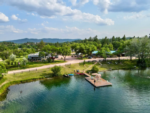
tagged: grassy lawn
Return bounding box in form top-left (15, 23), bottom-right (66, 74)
top-left (7, 60), bottom-right (65, 71)
top-left (100, 60), bottom-right (137, 70)
top-left (77, 58), bottom-right (88, 60)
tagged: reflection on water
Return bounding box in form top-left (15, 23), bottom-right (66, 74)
top-left (1, 70), bottom-right (150, 113)
top-left (40, 77), bottom-right (71, 90)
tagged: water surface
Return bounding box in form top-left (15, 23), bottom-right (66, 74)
top-left (1, 69), bottom-right (150, 113)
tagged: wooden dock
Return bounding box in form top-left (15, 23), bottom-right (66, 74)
top-left (83, 73), bottom-right (112, 87)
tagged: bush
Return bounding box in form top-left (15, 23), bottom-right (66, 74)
top-left (51, 66), bottom-right (61, 77)
top-left (47, 58), bottom-right (52, 63)
top-left (0, 63), bottom-right (7, 79)
top-left (83, 60), bottom-right (86, 65)
top-left (91, 65), bottom-right (99, 73)
top-left (137, 59), bottom-right (147, 69)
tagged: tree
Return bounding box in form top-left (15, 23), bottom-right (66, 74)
top-left (114, 50), bottom-right (122, 62)
top-left (88, 37), bottom-right (93, 41)
top-left (39, 51), bottom-right (45, 58)
top-left (122, 35), bottom-right (126, 41)
top-left (112, 36), bottom-right (115, 42)
top-left (125, 37), bottom-right (150, 68)
top-left (91, 65), bottom-right (99, 73)
top-left (0, 63), bottom-right (7, 78)
top-left (51, 66), bottom-right (61, 77)
top-left (124, 40), bottom-right (137, 60)
top-left (97, 43), bottom-right (102, 50)
top-left (86, 45), bottom-right (97, 56)
top-left (93, 35), bottom-right (98, 42)
top-left (0, 50), bottom-right (12, 60)
top-left (112, 41), bottom-right (121, 50)
top-left (97, 47), bottom-right (110, 61)
top-left (108, 43), bottom-right (113, 50)
top-left (37, 40), bottom-right (45, 50)
top-left (59, 46), bottom-right (71, 61)
top-left (21, 57), bottom-right (28, 66)
top-left (42, 45), bottom-right (58, 61)
top-left (9, 54), bottom-right (16, 62)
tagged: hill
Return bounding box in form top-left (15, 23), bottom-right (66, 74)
top-left (2, 38), bottom-right (81, 44)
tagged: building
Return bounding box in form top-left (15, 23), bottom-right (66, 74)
top-left (28, 52), bottom-right (52, 61)
top-left (92, 51), bottom-right (98, 55)
top-left (28, 52), bottom-right (41, 61)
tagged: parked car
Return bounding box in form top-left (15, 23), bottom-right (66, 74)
top-left (55, 55), bottom-right (58, 58)
top-left (88, 56), bottom-right (92, 59)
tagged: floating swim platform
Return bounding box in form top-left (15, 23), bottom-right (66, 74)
top-left (83, 73), bottom-right (112, 87)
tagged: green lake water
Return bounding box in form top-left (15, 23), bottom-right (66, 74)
top-left (1, 69), bottom-right (150, 113)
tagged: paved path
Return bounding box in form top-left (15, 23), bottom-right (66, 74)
top-left (8, 56), bottom-right (135, 74)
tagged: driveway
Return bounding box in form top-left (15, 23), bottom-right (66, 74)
top-left (8, 56), bottom-right (135, 74)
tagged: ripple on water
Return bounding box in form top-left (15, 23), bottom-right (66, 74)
top-left (1, 70), bottom-right (150, 113)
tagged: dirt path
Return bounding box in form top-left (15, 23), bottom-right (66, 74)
top-left (8, 56), bottom-right (136, 74)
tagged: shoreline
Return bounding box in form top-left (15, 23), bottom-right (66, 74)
top-left (0, 77), bottom-right (53, 98)
top-left (0, 59), bottom-right (138, 97)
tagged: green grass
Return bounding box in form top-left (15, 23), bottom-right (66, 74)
top-left (7, 60), bottom-right (65, 71)
top-left (77, 58), bottom-right (88, 60)
top-left (100, 60), bottom-right (137, 70)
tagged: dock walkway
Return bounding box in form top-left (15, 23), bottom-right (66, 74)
top-left (83, 73), bottom-right (112, 87)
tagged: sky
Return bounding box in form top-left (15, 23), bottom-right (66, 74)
top-left (0, 0), bottom-right (150, 41)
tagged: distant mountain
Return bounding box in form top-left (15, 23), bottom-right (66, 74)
top-left (2, 38), bottom-right (81, 44)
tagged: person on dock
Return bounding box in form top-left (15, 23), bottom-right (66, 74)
top-left (94, 79), bottom-right (96, 84)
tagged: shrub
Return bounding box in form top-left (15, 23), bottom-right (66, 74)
top-left (47, 58), bottom-right (52, 63)
top-left (0, 63), bottom-right (7, 79)
top-left (137, 59), bottom-right (147, 69)
top-left (21, 57), bottom-right (28, 66)
top-left (83, 60), bottom-right (86, 65)
top-left (91, 65), bottom-right (99, 73)
top-left (9, 54), bottom-right (16, 62)
top-left (51, 66), bottom-right (61, 77)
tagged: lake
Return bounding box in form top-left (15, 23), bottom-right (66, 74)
top-left (1, 69), bottom-right (150, 113)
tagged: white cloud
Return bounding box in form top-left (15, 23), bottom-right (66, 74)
top-left (28, 26), bottom-right (102, 38)
top-left (70, 0), bottom-right (77, 6)
top-left (0, 12), bottom-right (9, 22)
top-left (2, 0), bottom-right (113, 25)
top-left (124, 13), bottom-right (150, 20)
top-left (74, 12), bottom-right (114, 25)
top-left (0, 25), bottom-right (149, 41)
top-left (70, 0), bottom-right (89, 6)
top-left (0, 25), bottom-right (26, 34)
top-left (93, 0), bottom-right (150, 13)
top-left (27, 13), bottom-right (37, 16)
top-left (11, 15), bottom-right (18, 20)
top-left (11, 14), bottom-right (27, 23)
top-left (93, 0), bottom-right (111, 14)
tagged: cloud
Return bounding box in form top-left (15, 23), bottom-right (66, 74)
top-left (70, 0), bottom-right (89, 6)
top-left (93, 0), bottom-right (150, 13)
top-left (69, 12), bottom-right (114, 25)
top-left (1, 0), bottom-right (113, 25)
top-left (0, 12), bottom-right (9, 22)
top-left (0, 25), bottom-right (26, 34)
top-left (124, 13), bottom-right (150, 20)
top-left (93, 0), bottom-right (111, 14)
top-left (70, 0), bottom-right (77, 6)
top-left (11, 14), bottom-right (27, 23)
top-left (28, 26), bottom-right (102, 38)
top-left (27, 13), bottom-right (37, 16)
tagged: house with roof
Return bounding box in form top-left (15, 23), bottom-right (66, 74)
top-left (28, 52), bottom-right (52, 61)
